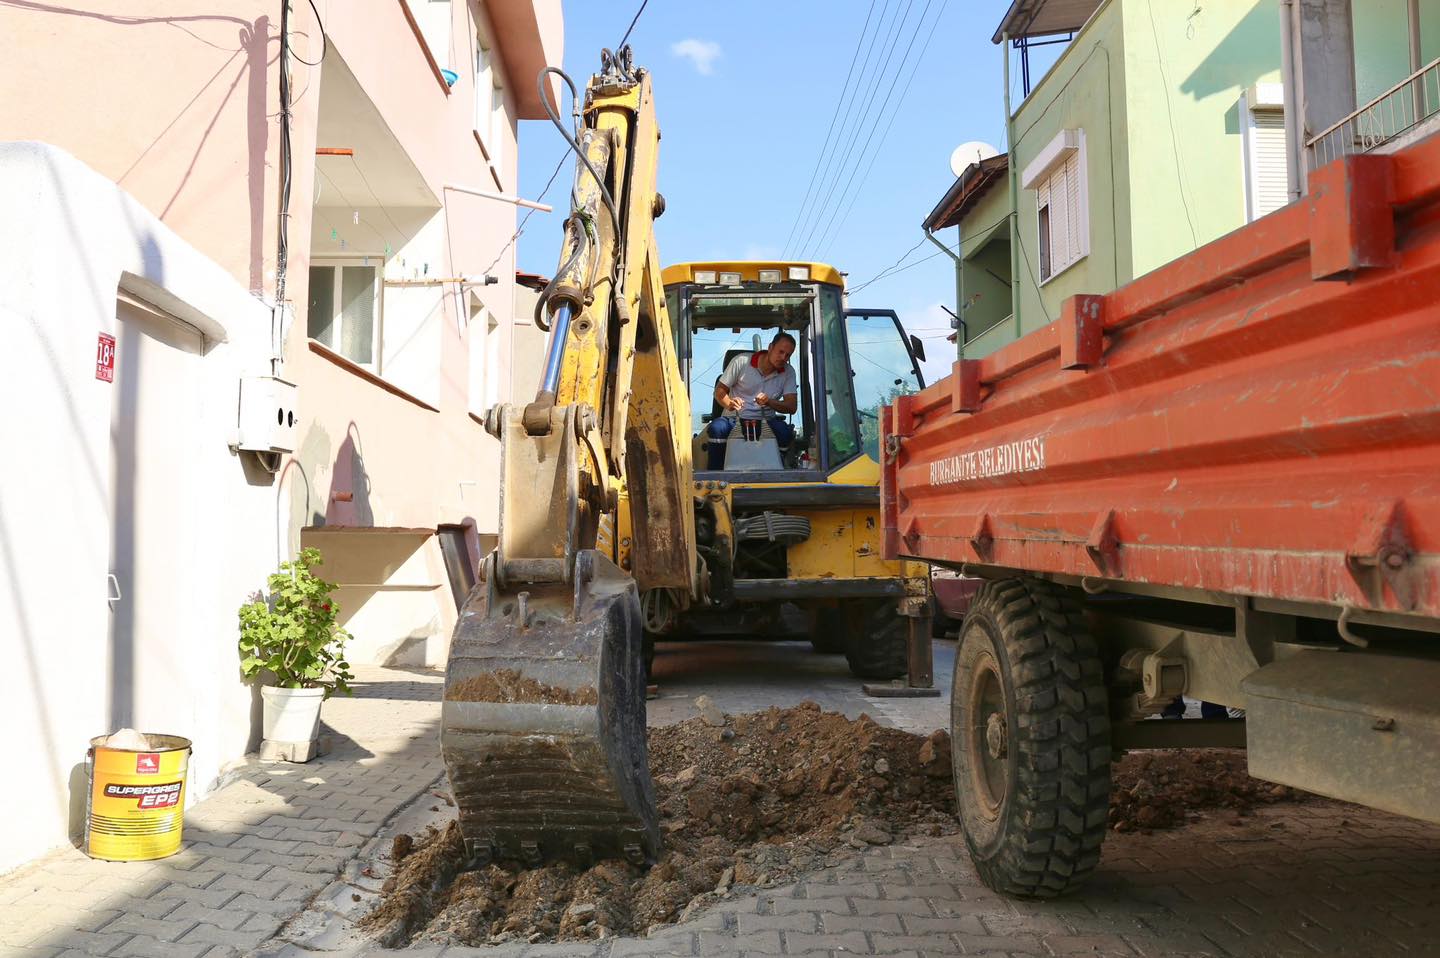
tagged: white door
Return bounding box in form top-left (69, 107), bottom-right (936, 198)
top-left (108, 294), bottom-right (204, 734)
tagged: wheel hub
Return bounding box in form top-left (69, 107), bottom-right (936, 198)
top-left (964, 648), bottom-right (1010, 819)
top-left (984, 712), bottom-right (1007, 759)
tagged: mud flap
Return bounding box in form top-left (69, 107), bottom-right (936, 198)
top-left (440, 550), bottom-right (660, 867)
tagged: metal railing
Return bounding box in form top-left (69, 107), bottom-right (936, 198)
top-left (1307, 57), bottom-right (1440, 168)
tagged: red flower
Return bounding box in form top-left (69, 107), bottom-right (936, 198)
top-left (322, 603), bottom-right (332, 611)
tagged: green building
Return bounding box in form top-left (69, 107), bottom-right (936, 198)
top-left (928, 0), bottom-right (1440, 358)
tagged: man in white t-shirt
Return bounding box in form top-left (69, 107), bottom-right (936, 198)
top-left (706, 331), bottom-right (798, 470)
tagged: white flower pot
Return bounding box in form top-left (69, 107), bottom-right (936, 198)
top-left (261, 686), bottom-right (324, 744)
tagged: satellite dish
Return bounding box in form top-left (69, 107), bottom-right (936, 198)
top-left (950, 141), bottom-right (1000, 178)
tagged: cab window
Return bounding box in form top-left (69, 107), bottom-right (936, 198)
top-left (847, 311), bottom-right (922, 461)
top-left (819, 286), bottom-right (861, 466)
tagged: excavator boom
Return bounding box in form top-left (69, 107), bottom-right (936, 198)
top-left (440, 49), bottom-right (693, 868)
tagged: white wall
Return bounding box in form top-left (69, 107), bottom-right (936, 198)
top-left (0, 143), bottom-right (278, 873)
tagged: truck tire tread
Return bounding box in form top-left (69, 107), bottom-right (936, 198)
top-left (844, 599), bottom-right (908, 680)
top-left (954, 578), bottom-right (1110, 899)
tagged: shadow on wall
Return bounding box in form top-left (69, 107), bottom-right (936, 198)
top-left (1178, 0), bottom-right (1283, 101)
top-left (327, 423), bottom-right (374, 527)
top-left (4, 3), bottom-right (285, 294)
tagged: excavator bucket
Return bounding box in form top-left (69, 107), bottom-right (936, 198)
top-left (440, 550), bottom-right (660, 868)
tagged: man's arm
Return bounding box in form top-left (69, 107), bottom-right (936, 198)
top-left (713, 381), bottom-right (743, 412)
top-left (759, 392), bottom-right (798, 414)
top-left (715, 355), bottom-right (747, 413)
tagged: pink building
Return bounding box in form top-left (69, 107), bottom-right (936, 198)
top-left (0, 1), bottom-right (561, 871)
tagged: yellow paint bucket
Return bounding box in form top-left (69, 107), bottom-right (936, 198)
top-left (86, 732), bottom-right (192, 862)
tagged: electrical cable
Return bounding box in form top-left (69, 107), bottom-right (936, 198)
top-left (805, 0), bottom-right (944, 259)
top-left (289, 0), bottom-right (327, 67)
top-left (616, 0), bottom-right (649, 52)
top-left (792, 0), bottom-right (919, 258)
top-left (815, 0), bottom-right (949, 259)
top-left (478, 150), bottom-right (569, 280)
top-left (1145, 0), bottom-right (1198, 248)
top-left (780, 0), bottom-right (882, 258)
top-left (849, 208), bottom-right (1009, 294)
top-left (785, 0), bottom-right (901, 259)
top-left (275, 0), bottom-right (294, 316)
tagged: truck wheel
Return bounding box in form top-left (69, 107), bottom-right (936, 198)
top-left (952, 578), bottom-right (1110, 898)
top-left (843, 600), bottom-right (908, 680)
top-left (810, 607), bottom-right (847, 654)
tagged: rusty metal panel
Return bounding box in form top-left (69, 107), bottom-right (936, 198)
top-left (886, 137), bottom-right (1440, 620)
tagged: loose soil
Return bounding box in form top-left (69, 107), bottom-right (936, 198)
top-left (445, 670), bottom-right (599, 706)
top-left (1109, 747), bottom-right (1310, 832)
top-left (363, 707), bottom-right (1306, 948)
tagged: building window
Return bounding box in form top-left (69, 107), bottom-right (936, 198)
top-left (1021, 129), bottom-right (1088, 284)
top-left (475, 37), bottom-right (496, 156)
top-left (490, 79), bottom-right (506, 171)
top-left (308, 263), bottom-right (381, 368)
top-left (1241, 83), bottom-right (1289, 222)
top-left (409, 0), bottom-right (452, 69)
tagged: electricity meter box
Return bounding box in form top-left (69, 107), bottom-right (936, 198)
top-left (237, 377), bottom-right (299, 454)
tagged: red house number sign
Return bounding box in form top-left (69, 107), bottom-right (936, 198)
top-left (96, 332), bottom-right (116, 382)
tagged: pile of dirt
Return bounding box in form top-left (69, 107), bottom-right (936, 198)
top-left (362, 711), bottom-right (1311, 948)
top-left (362, 701), bottom-right (957, 947)
top-left (1109, 748), bottom-right (1309, 832)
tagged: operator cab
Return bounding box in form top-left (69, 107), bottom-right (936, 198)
top-left (662, 262), bottom-right (927, 481)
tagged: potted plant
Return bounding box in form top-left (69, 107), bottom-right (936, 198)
top-left (238, 547), bottom-right (354, 750)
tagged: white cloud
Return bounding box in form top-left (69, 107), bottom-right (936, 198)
top-left (670, 38), bottom-right (722, 75)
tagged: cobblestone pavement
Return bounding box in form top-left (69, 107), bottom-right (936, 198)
top-left (0, 667), bottom-right (445, 958)
top-left (4, 646), bottom-right (1440, 958)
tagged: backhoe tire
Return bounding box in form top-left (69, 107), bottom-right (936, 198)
top-left (843, 600), bottom-right (908, 680)
top-left (810, 607), bottom-right (847, 654)
top-left (642, 632), bottom-right (656, 679)
top-left (952, 578), bottom-right (1110, 899)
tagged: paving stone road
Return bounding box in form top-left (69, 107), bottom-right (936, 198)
top-left (3, 641), bottom-right (1439, 958)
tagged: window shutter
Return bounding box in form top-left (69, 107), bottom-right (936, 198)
top-left (1049, 165), bottom-right (1070, 269)
top-left (1252, 111), bottom-right (1288, 218)
top-left (1065, 151), bottom-right (1083, 261)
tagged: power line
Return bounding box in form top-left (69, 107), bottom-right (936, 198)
top-left (617, 0), bottom-right (649, 52)
top-left (849, 207), bottom-right (1010, 294)
top-left (792, 0), bottom-right (920, 258)
top-left (848, 243), bottom-right (953, 294)
top-left (780, 0), bottom-right (881, 259)
top-left (786, 0), bottom-right (907, 259)
top-left (479, 150), bottom-right (570, 278)
top-left (808, 0), bottom-right (946, 259)
top-left (816, 0), bottom-right (949, 259)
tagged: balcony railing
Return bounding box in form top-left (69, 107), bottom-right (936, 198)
top-left (1307, 56), bottom-right (1440, 168)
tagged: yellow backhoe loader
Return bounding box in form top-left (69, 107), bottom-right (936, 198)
top-left (441, 48), bottom-right (931, 869)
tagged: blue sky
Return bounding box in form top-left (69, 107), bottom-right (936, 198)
top-left (513, 0), bottom-right (1043, 381)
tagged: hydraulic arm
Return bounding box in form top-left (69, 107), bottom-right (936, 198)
top-left (440, 48), bottom-right (696, 868)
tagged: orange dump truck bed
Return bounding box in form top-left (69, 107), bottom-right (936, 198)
top-left (882, 137), bottom-right (1440, 621)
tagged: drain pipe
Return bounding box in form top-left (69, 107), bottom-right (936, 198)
top-left (1279, 0), bottom-right (1304, 202)
top-left (1003, 32), bottom-right (1022, 340)
top-left (924, 227), bottom-right (964, 359)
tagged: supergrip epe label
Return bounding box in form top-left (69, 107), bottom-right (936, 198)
top-left (103, 781), bottom-right (183, 809)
